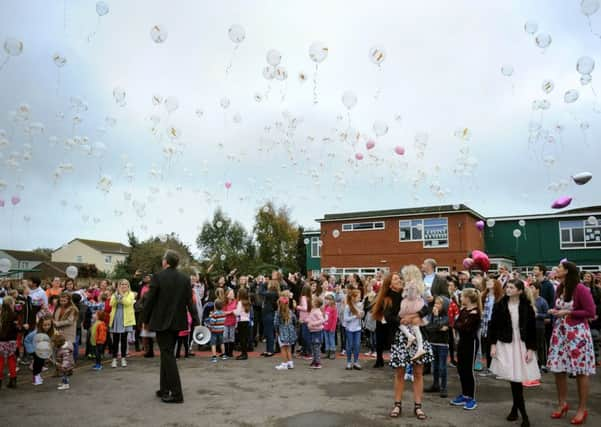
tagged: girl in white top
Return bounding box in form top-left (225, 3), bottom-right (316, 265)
top-left (234, 288), bottom-right (251, 360)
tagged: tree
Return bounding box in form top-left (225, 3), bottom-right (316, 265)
top-left (295, 225), bottom-right (307, 276)
top-left (254, 202), bottom-right (301, 273)
top-left (196, 208), bottom-right (254, 275)
top-left (114, 232), bottom-right (195, 277)
top-left (32, 248), bottom-right (52, 260)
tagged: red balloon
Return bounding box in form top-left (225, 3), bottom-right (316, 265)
top-left (472, 249), bottom-right (490, 272)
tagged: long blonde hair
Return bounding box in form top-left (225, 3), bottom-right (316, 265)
top-left (401, 265), bottom-right (425, 295)
top-left (461, 288), bottom-right (483, 316)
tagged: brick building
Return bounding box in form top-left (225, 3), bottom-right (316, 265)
top-left (314, 204), bottom-right (485, 275)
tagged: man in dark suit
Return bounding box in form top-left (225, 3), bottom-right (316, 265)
top-left (143, 250), bottom-right (198, 403)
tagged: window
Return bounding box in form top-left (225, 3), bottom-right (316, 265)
top-left (399, 217), bottom-right (449, 248)
top-left (341, 221), bottom-right (385, 232)
top-left (436, 266), bottom-right (450, 273)
top-left (76, 256), bottom-right (83, 262)
top-left (559, 219), bottom-right (601, 249)
top-left (105, 255), bottom-right (112, 264)
top-left (310, 237), bottom-right (321, 258)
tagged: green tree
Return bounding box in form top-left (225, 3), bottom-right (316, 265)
top-left (32, 248), bottom-right (52, 260)
top-left (196, 208), bottom-right (254, 275)
top-left (254, 202), bottom-right (300, 272)
top-left (295, 225), bottom-right (307, 275)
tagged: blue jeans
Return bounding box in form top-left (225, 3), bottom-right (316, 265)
top-left (301, 323), bottom-right (311, 355)
top-left (74, 332), bottom-right (81, 362)
top-left (367, 330), bottom-right (376, 352)
top-left (311, 331), bottom-right (322, 364)
top-left (262, 312), bottom-right (274, 353)
top-left (345, 330), bottom-right (361, 363)
top-left (324, 331), bottom-right (336, 351)
top-left (432, 344), bottom-right (449, 391)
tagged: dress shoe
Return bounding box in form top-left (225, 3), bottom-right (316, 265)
top-left (162, 395), bottom-right (184, 404)
top-left (156, 390), bottom-right (167, 398)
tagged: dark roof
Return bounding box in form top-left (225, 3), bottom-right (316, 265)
top-left (22, 261), bottom-right (90, 279)
top-left (490, 205), bottom-right (601, 221)
top-left (70, 238), bottom-right (130, 254)
top-left (317, 204), bottom-right (484, 222)
top-left (302, 229), bottom-right (321, 235)
top-left (0, 249), bottom-right (48, 262)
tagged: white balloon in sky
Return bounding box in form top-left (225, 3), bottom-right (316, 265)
top-left (368, 46), bottom-right (386, 65)
top-left (309, 41), bottom-right (328, 63)
top-left (535, 33), bottom-right (552, 49)
top-left (564, 89), bottom-right (580, 103)
top-left (150, 25), bottom-right (168, 43)
top-left (500, 64), bottom-right (514, 77)
top-left (220, 97), bottom-right (230, 109)
top-left (341, 90), bottom-right (358, 110)
top-left (262, 65), bottom-right (275, 80)
top-left (266, 49), bottom-right (282, 66)
top-left (96, 1), bottom-right (109, 16)
top-left (3, 38), bottom-right (23, 56)
top-left (228, 24), bottom-right (246, 44)
top-left (581, 0), bottom-right (600, 16)
top-left (164, 96), bottom-right (179, 113)
top-left (524, 20), bottom-right (538, 35)
top-left (373, 120), bottom-right (389, 137)
top-left (52, 53), bottom-right (67, 67)
top-left (541, 80), bottom-right (554, 94)
top-left (274, 65), bottom-right (288, 81)
top-left (576, 56), bottom-right (595, 75)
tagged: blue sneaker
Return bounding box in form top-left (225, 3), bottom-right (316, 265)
top-left (450, 395), bottom-right (468, 406)
top-left (92, 364), bottom-right (102, 371)
top-left (211, 356), bottom-right (218, 363)
top-left (463, 398), bottom-right (478, 410)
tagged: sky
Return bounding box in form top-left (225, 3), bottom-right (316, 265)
top-left (0, 0), bottom-right (600, 255)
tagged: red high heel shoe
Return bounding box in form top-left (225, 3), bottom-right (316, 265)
top-left (551, 403), bottom-right (569, 419)
top-left (570, 410), bottom-right (588, 425)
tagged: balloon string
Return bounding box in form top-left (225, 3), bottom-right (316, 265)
top-left (0, 56), bottom-right (9, 71)
top-left (225, 45), bottom-right (239, 77)
top-left (312, 64), bottom-right (319, 104)
top-left (587, 17), bottom-right (601, 39)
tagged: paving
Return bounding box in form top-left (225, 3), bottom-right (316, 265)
top-left (1, 350), bottom-right (600, 427)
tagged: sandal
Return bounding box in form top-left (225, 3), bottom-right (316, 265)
top-left (414, 403), bottom-right (426, 420)
top-left (389, 401), bottom-right (402, 418)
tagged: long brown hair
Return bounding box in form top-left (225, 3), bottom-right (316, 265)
top-left (36, 314), bottom-right (55, 337)
top-left (372, 273), bottom-right (399, 321)
top-left (346, 289), bottom-right (361, 317)
top-left (556, 261), bottom-right (580, 302)
top-left (300, 284), bottom-right (312, 311)
top-left (237, 287), bottom-right (251, 313)
top-left (56, 292), bottom-right (79, 320)
top-left (461, 288), bottom-right (483, 316)
top-left (0, 296), bottom-right (15, 330)
top-left (481, 278), bottom-right (504, 303)
top-left (278, 298), bottom-right (291, 324)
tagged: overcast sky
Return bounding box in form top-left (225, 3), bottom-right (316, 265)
top-left (0, 0), bottom-right (599, 254)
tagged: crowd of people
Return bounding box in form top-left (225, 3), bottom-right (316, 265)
top-left (0, 256), bottom-right (600, 424)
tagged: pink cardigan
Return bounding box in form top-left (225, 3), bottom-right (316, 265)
top-left (562, 283), bottom-right (596, 327)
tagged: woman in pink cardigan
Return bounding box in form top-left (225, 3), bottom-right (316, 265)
top-left (547, 260), bottom-right (596, 425)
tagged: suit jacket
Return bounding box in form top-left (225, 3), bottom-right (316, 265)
top-left (143, 267), bottom-right (199, 332)
top-left (431, 274), bottom-right (450, 298)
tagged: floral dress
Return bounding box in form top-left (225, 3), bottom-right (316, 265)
top-left (547, 299), bottom-right (596, 376)
top-left (390, 327), bottom-right (434, 367)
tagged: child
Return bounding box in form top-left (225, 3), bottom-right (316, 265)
top-left (91, 311), bottom-right (108, 370)
top-left (343, 289), bottom-right (364, 370)
top-left (530, 281), bottom-right (549, 373)
top-left (31, 315), bottom-right (55, 385)
top-left (222, 289), bottom-right (237, 358)
top-left (208, 300), bottom-right (227, 362)
top-left (52, 333), bottom-right (74, 390)
top-left (84, 295), bottom-right (106, 359)
top-left (307, 296), bottom-right (325, 369)
top-left (0, 296), bottom-right (19, 388)
top-left (425, 296), bottom-right (450, 398)
top-left (297, 284), bottom-right (312, 359)
top-left (234, 287), bottom-right (252, 360)
top-left (274, 296), bottom-right (297, 370)
top-left (176, 310), bottom-right (192, 359)
top-left (362, 283), bottom-right (377, 358)
top-left (399, 280), bottom-right (428, 361)
top-left (323, 293), bottom-right (338, 360)
top-left (451, 288), bottom-right (482, 411)
top-left (447, 276), bottom-right (460, 367)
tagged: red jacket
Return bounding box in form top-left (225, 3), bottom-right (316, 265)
top-left (448, 299), bottom-right (459, 328)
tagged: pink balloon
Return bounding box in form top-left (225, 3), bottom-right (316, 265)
top-left (366, 140), bottom-right (376, 150)
top-left (355, 153), bottom-right (364, 160)
top-left (224, 181), bottom-right (232, 190)
top-left (0, 199), bottom-right (4, 208)
top-left (551, 196), bottom-right (572, 209)
top-left (10, 196), bottom-right (20, 206)
top-left (472, 249), bottom-right (490, 272)
top-left (475, 220), bottom-right (484, 231)
top-left (463, 257), bottom-right (474, 269)
top-left (394, 146), bottom-right (405, 156)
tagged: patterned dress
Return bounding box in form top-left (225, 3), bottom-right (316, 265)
top-left (390, 326), bottom-right (434, 368)
top-left (547, 299), bottom-right (596, 376)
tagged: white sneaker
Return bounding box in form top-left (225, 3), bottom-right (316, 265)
top-left (404, 373), bottom-right (414, 382)
top-left (275, 363), bottom-right (289, 370)
top-left (286, 361), bottom-right (294, 369)
top-left (111, 358), bottom-right (117, 368)
top-left (32, 375), bottom-right (43, 386)
top-left (121, 358), bottom-right (127, 367)
top-left (57, 383), bottom-right (70, 390)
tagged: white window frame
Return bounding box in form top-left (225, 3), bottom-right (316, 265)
top-left (559, 219), bottom-right (601, 250)
top-left (341, 221), bottom-right (385, 232)
top-left (321, 267), bottom-right (389, 276)
top-left (310, 237), bottom-right (321, 258)
top-left (399, 217), bottom-right (449, 248)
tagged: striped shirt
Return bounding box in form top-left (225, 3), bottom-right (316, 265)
top-left (209, 310), bottom-right (226, 334)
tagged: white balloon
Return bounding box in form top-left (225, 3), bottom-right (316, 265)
top-left (52, 53), bottom-right (67, 67)
top-left (501, 64), bottom-right (514, 77)
top-left (303, 238), bottom-right (310, 245)
top-left (262, 65), bottom-right (275, 80)
top-left (195, 108), bottom-right (204, 118)
top-left (373, 120), bottom-right (389, 137)
top-left (66, 265), bottom-right (78, 279)
top-left (535, 33), bottom-right (552, 49)
top-left (580, 74), bottom-right (592, 86)
top-left (513, 229), bottom-right (522, 239)
top-left (486, 219), bottom-right (496, 228)
top-left (341, 90), bottom-right (358, 110)
top-left (3, 38), bottom-right (23, 56)
top-left (0, 258), bottom-right (11, 273)
top-left (518, 219), bottom-right (526, 227)
top-left (96, 1), bottom-right (109, 16)
top-left (368, 46), bottom-right (386, 65)
top-left (150, 25), bottom-right (168, 43)
top-left (332, 229), bottom-right (340, 238)
top-left (587, 215), bottom-right (598, 226)
top-left (524, 21), bottom-right (538, 35)
top-left (274, 65), bottom-right (288, 81)
top-left (577, 56), bottom-right (595, 75)
top-left (164, 96), bottom-right (179, 113)
top-left (309, 41), bottom-right (328, 63)
top-left (220, 97), bottom-right (230, 109)
top-left (228, 24), bottom-right (246, 44)
top-left (266, 49), bottom-right (282, 66)
top-left (564, 89), bottom-right (580, 103)
top-left (581, 0), bottom-right (600, 16)
top-left (541, 80), bottom-right (554, 94)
